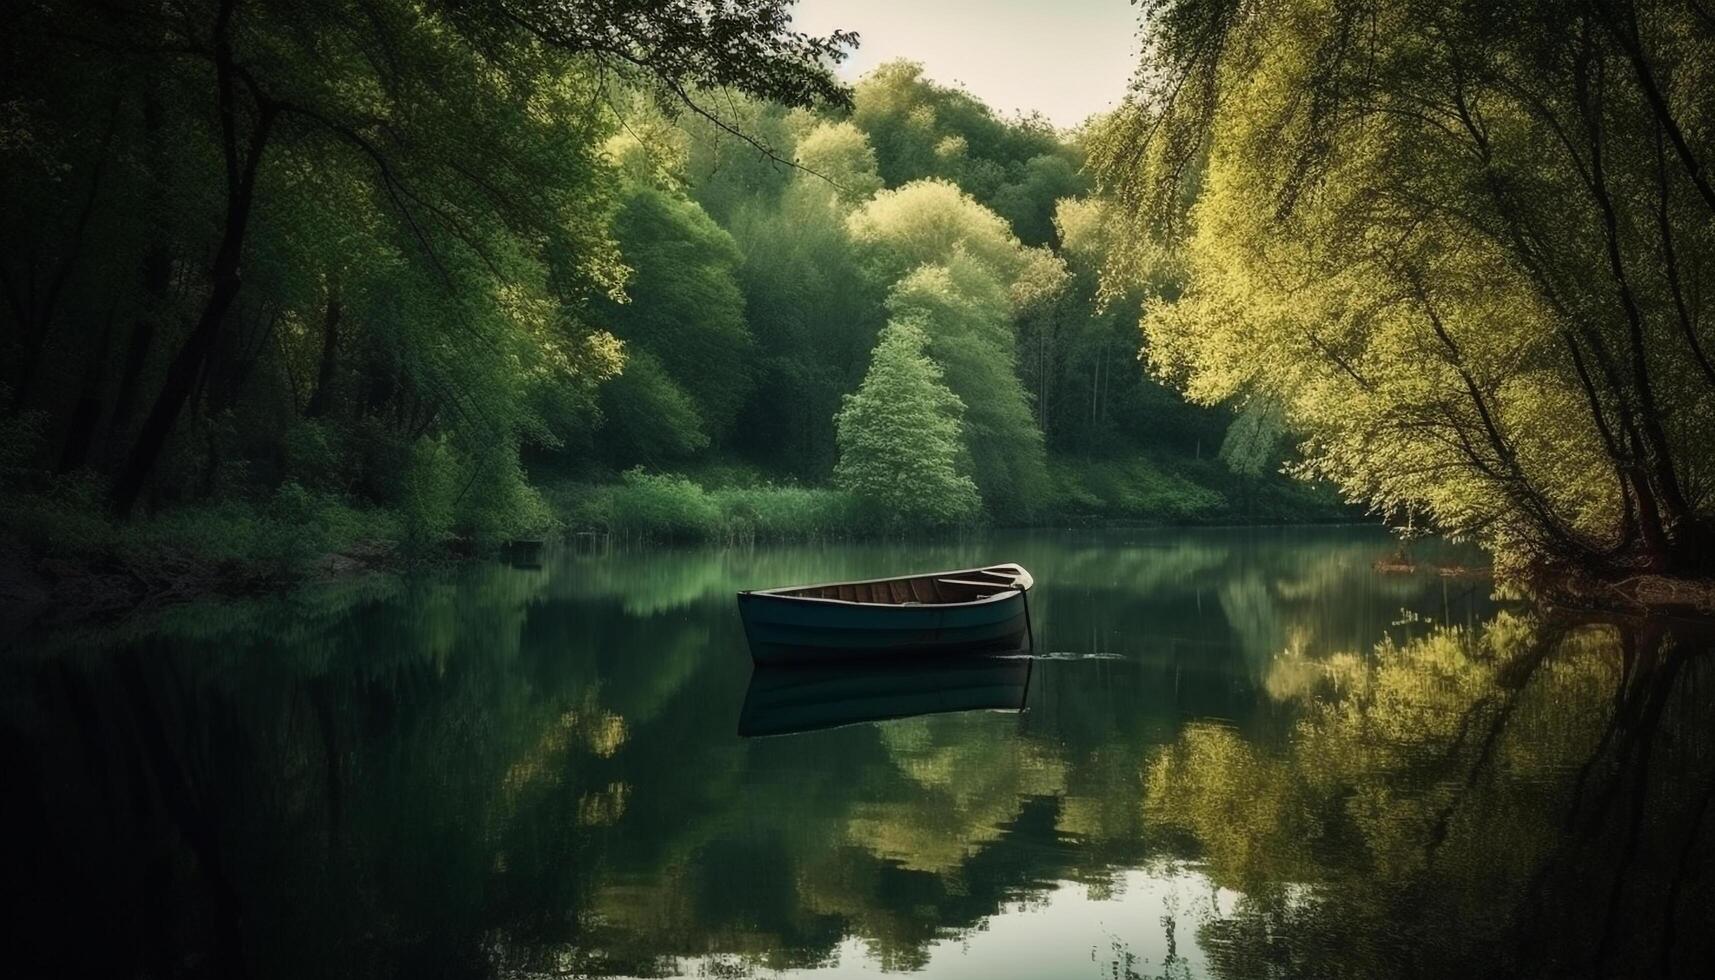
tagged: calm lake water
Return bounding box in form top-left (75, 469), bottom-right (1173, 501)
top-left (4, 527), bottom-right (1712, 979)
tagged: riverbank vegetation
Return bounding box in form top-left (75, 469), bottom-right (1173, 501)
top-left (1091, 0), bottom-right (1715, 589)
top-left (19, 1), bottom-right (1710, 609)
top-left (2, 0), bottom-right (1341, 600)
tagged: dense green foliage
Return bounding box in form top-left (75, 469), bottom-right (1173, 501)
top-left (1092, 0), bottom-right (1715, 579)
top-left (548, 470), bottom-right (861, 542)
top-left (851, 61), bottom-right (1083, 246)
top-left (835, 319), bottom-right (980, 527)
top-left (0, 0), bottom-right (849, 525)
top-left (2, 0), bottom-right (1341, 581)
top-left (595, 185), bottom-right (751, 462)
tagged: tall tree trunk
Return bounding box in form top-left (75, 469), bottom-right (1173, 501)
top-left (106, 87), bottom-right (173, 467)
top-left (1652, 121), bottom-right (1715, 391)
top-left (1575, 54), bottom-right (1700, 556)
top-left (113, 266), bottom-right (244, 515)
top-left (106, 311), bottom-right (159, 464)
top-left (10, 325), bottom-right (49, 415)
top-left (57, 310), bottom-right (116, 473)
top-left (304, 284), bottom-right (341, 418)
top-left (1599, 0), bottom-right (1715, 217)
top-left (1624, 460), bottom-right (1672, 572)
top-left (111, 17), bottom-right (278, 515)
top-left (58, 389), bottom-right (105, 474)
top-left (8, 95), bottom-right (121, 413)
top-left (1561, 332), bottom-right (1642, 560)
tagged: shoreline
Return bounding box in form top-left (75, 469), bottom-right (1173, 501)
top-left (1532, 569), bottom-right (1715, 621)
top-left (7, 523), bottom-right (1713, 644)
top-left (0, 536), bottom-right (420, 641)
top-left (0, 519), bottom-right (1369, 640)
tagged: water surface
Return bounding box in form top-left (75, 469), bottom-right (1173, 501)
top-left (4, 527), bottom-right (1711, 979)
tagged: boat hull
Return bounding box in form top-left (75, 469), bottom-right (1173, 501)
top-left (737, 589), bottom-right (1031, 665)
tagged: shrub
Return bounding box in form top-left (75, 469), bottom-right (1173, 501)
top-left (455, 447), bottom-right (556, 544)
top-left (0, 401), bottom-right (46, 476)
top-left (606, 469), bottom-right (721, 539)
top-left (0, 473), bottom-right (112, 555)
top-left (400, 436), bottom-right (458, 548)
top-left (540, 480), bottom-right (614, 532)
top-left (711, 484), bottom-right (862, 539)
top-left (1044, 457), bottom-right (1226, 524)
top-left (546, 472), bottom-right (864, 542)
top-left (281, 419), bottom-right (346, 491)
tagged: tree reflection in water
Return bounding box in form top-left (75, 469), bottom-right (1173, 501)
top-left (0, 529), bottom-right (1709, 979)
top-left (1145, 613), bottom-right (1715, 979)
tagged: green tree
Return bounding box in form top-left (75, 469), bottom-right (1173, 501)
top-left (1091, 0), bottom-right (1715, 578)
top-left (793, 121), bottom-right (887, 204)
top-left (886, 257), bottom-right (1050, 520)
top-left (847, 179), bottom-right (1032, 287)
top-left (1016, 194), bottom-right (1224, 459)
top-left (834, 318), bottom-right (979, 526)
top-left (2, 0), bottom-right (854, 515)
top-left (595, 351), bottom-right (710, 466)
top-left (845, 180), bottom-right (1055, 517)
top-left (718, 121), bottom-right (888, 477)
top-left (599, 184), bottom-right (752, 453)
top-left (1218, 400), bottom-right (1286, 481)
top-left (850, 60), bottom-right (1085, 244)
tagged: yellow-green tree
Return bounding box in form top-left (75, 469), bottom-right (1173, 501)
top-left (1092, 0), bottom-right (1715, 578)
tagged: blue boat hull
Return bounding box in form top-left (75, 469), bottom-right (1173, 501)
top-left (737, 589), bottom-right (1031, 665)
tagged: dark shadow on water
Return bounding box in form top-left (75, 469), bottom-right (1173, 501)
top-left (737, 654), bottom-right (1032, 737)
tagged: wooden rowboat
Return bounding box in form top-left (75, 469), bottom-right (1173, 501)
top-left (738, 656), bottom-right (1033, 736)
top-left (736, 563), bottom-right (1035, 665)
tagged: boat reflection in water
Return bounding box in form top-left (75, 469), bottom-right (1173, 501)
top-left (737, 653), bottom-right (1033, 737)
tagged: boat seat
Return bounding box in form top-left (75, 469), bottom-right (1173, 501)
top-left (936, 578), bottom-right (1015, 590)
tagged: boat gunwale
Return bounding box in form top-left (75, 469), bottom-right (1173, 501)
top-left (737, 563), bottom-right (1033, 609)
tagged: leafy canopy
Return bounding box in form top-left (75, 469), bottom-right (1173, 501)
top-left (1090, 0), bottom-right (1715, 576)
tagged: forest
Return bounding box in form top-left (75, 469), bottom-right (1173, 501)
top-left (4, 0), bottom-right (1713, 606)
top-left (0, 0), bottom-right (1333, 599)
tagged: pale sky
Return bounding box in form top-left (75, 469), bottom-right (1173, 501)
top-left (790, 0), bottom-right (1143, 129)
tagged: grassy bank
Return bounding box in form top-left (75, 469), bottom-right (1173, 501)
top-left (1, 456), bottom-right (1347, 631)
top-left (0, 416), bottom-right (566, 623)
top-left (543, 458), bottom-right (1350, 543)
top-left (1042, 457), bottom-right (1346, 527)
top-left (545, 471), bottom-right (864, 543)
top-left (0, 480), bottom-right (414, 625)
